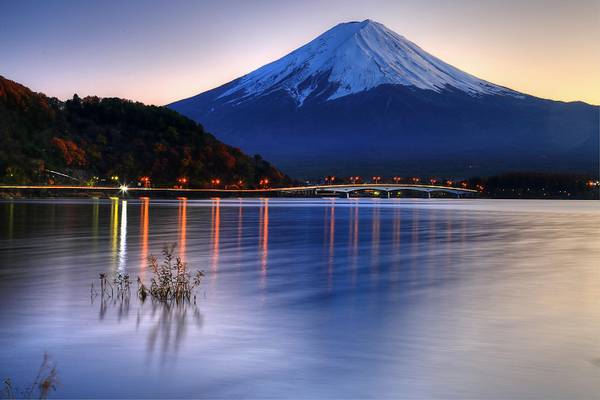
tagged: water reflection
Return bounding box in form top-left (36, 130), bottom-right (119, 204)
top-left (177, 197), bottom-right (187, 262)
top-left (237, 201), bottom-right (243, 247)
top-left (259, 198), bottom-right (269, 290)
top-left (327, 201), bottom-right (335, 290)
top-left (6, 202), bottom-right (14, 240)
top-left (118, 200), bottom-right (127, 272)
top-left (391, 206), bottom-right (401, 279)
top-left (139, 301), bottom-right (203, 363)
top-left (210, 198), bottom-right (221, 278)
top-left (3, 199), bottom-right (600, 398)
top-left (92, 200), bottom-right (99, 249)
top-left (139, 197), bottom-right (149, 277)
top-left (348, 203), bottom-right (359, 286)
top-left (94, 288), bottom-right (203, 364)
top-left (410, 206), bottom-right (420, 280)
top-left (371, 204), bottom-right (380, 281)
top-left (110, 198), bottom-right (119, 270)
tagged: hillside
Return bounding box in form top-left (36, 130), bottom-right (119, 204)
top-left (0, 75), bottom-right (290, 186)
top-left (170, 20), bottom-right (599, 178)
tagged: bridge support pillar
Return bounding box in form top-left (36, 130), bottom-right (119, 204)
top-left (427, 191), bottom-right (431, 199)
top-left (346, 192), bottom-right (349, 199)
top-left (387, 191), bottom-right (391, 198)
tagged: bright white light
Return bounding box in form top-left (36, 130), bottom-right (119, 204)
top-left (119, 185), bottom-right (129, 193)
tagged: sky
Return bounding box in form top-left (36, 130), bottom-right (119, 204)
top-left (2, 0), bottom-right (599, 105)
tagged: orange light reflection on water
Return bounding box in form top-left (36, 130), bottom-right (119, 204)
top-left (139, 197), bottom-right (149, 278)
top-left (259, 198), bottom-right (269, 290)
top-left (177, 197), bottom-right (187, 263)
top-left (110, 198), bottom-right (119, 271)
top-left (327, 201), bottom-right (335, 291)
top-left (210, 198), bottom-right (221, 278)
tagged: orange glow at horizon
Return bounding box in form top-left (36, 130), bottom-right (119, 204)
top-left (7, 2), bottom-right (598, 106)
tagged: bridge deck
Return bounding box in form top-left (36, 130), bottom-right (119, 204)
top-left (0, 183), bottom-right (478, 195)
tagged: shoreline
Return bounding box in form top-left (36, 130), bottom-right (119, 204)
top-left (1, 190), bottom-right (596, 200)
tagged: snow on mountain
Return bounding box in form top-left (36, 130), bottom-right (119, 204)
top-left (218, 19), bottom-right (518, 106)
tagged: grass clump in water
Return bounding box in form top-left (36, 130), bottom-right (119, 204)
top-left (92, 244), bottom-right (204, 304)
top-left (139, 244), bottom-right (204, 303)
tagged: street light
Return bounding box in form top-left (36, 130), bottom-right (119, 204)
top-left (140, 176), bottom-right (151, 188)
top-left (259, 178), bottom-right (270, 188)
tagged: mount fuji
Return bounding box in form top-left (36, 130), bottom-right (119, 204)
top-left (169, 20), bottom-right (598, 178)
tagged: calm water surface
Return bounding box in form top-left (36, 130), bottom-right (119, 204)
top-left (1, 198), bottom-right (599, 398)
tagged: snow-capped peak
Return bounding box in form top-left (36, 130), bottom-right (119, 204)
top-left (219, 19), bottom-right (517, 105)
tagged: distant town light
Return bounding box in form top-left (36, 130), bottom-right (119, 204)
top-left (119, 185), bottom-right (128, 193)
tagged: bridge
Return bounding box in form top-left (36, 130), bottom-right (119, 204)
top-left (0, 183), bottom-right (478, 198)
top-left (299, 183), bottom-right (477, 198)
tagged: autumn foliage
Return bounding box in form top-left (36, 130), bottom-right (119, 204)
top-left (52, 137), bottom-right (87, 167)
top-left (0, 75), bottom-right (290, 186)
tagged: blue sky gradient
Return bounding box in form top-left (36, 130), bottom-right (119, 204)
top-left (2, 0), bottom-right (598, 105)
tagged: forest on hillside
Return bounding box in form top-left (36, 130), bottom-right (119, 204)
top-left (0, 76), bottom-right (290, 187)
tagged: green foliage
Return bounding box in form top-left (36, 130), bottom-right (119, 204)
top-left (0, 75), bottom-right (290, 186)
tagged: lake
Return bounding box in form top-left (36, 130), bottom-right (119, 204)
top-left (1, 198), bottom-right (599, 398)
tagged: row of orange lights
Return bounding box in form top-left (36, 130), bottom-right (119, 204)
top-left (137, 176), bottom-right (273, 187)
top-left (135, 175), bottom-right (483, 191)
top-left (321, 176), bottom-right (481, 190)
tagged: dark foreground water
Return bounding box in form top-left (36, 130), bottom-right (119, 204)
top-left (1, 198), bottom-right (599, 399)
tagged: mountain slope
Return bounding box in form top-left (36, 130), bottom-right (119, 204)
top-left (217, 19), bottom-right (517, 105)
top-left (169, 20), bottom-right (599, 178)
top-left (0, 75), bottom-right (289, 186)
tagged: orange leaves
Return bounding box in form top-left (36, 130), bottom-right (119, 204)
top-left (51, 137), bottom-right (87, 167)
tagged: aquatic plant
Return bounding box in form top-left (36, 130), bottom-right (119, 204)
top-left (1, 353), bottom-right (58, 400)
top-left (142, 245), bottom-right (204, 303)
top-left (92, 272), bottom-right (132, 300)
top-left (93, 244), bottom-right (204, 304)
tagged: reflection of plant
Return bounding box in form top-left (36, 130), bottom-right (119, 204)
top-left (140, 245), bottom-right (204, 303)
top-left (1, 353), bottom-right (58, 400)
top-left (92, 245), bottom-right (205, 360)
top-left (139, 299), bottom-right (203, 360)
